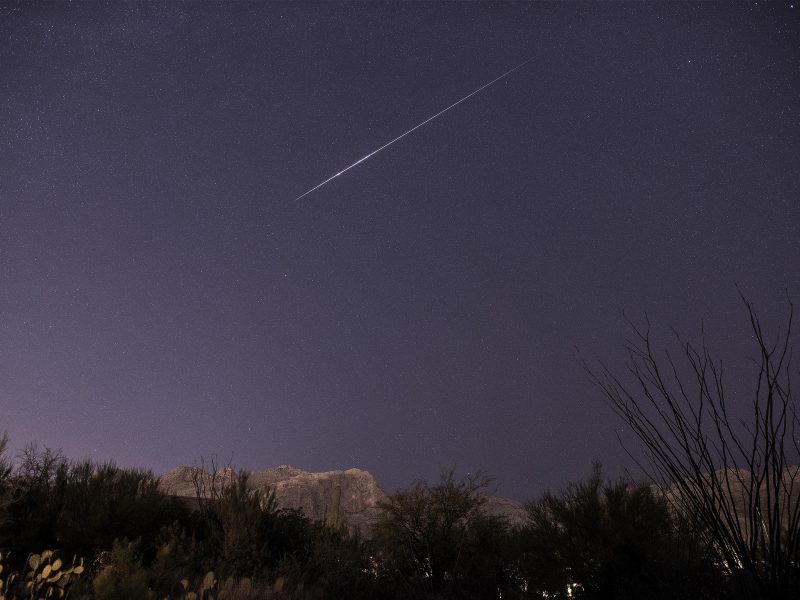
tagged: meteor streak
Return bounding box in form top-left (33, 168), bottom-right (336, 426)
top-left (294, 57), bottom-right (533, 201)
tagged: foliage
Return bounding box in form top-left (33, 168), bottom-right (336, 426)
top-left (2, 445), bottom-right (69, 564)
top-left (188, 469), bottom-right (300, 578)
top-left (587, 295), bottom-right (800, 599)
top-left (372, 470), bottom-right (516, 599)
top-left (0, 433), bottom-right (12, 532)
top-left (278, 523), bottom-right (378, 599)
top-left (0, 433), bottom-right (770, 599)
top-left (0, 447), bottom-right (187, 567)
top-left (57, 461), bottom-right (188, 562)
top-left (92, 539), bottom-right (151, 600)
top-left (518, 464), bottom-right (718, 599)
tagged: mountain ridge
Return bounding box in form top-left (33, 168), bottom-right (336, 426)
top-left (158, 464), bottom-right (528, 533)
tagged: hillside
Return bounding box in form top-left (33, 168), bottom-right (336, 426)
top-left (159, 465), bottom-right (528, 532)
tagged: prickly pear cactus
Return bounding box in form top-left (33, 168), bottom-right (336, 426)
top-left (168, 571), bottom-right (217, 600)
top-left (23, 550), bottom-right (85, 599)
top-left (197, 570), bottom-right (217, 599)
top-left (0, 550), bottom-right (18, 600)
top-left (0, 550), bottom-right (84, 600)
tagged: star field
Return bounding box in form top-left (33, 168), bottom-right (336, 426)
top-left (1, 2), bottom-right (798, 499)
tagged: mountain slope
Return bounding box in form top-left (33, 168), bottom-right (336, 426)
top-left (159, 465), bottom-right (527, 532)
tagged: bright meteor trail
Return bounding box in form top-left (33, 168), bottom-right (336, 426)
top-left (294, 57), bottom-right (533, 201)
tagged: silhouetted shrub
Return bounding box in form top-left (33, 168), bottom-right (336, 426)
top-left (1, 443), bottom-right (69, 564)
top-left (0, 441), bottom-right (187, 572)
top-left (57, 460), bottom-right (188, 562)
top-left (0, 432), bottom-right (13, 533)
top-left (0, 437), bottom-right (737, 599)
top-left (279, 522), bottom-right (378, 599)
top-left (185, 471), bottom-right (279, 578)
top-left (517, 464), bottom-right (719, 600)
top-left (92, 538), bottom-right (152, 600)
top-left (587, 296), bottom-right (800, 599)
top-left (372, 470), bottom-right (517, 600)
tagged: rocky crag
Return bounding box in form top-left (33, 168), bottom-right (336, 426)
top-left (159, 465), bottom-right (527, 534)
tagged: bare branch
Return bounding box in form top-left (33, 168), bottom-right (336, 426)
top-left (587, 295), bottom-right (798, 598)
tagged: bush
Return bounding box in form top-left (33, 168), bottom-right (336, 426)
top-left (372, 470), bottom-right (516, 600)
top-left (187, 471), bottom-right (283, 578)
top-left (517, 464), bottom-right (718, 599)
top-left (279, 523), bottom-right (377, 600)
top-left (0, 442), bottom-right (188, 567)
top-left (92, 539), bottom-right (152, 600)
top-left (0, 432), bottom-right (13, 533)
top-left (57, 461), bottom-right (188, 562)
top-left (1, 444), bottom-right (69, 563)
top-left (587, 296), bottom-right (799, 598)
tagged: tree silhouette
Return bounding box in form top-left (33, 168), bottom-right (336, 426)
top-left (518, 464), bottom-right (717, 599)
top-left (372, 470), bottom-right (515, 599)
top-left (588, 295), bottom-right (799, 599)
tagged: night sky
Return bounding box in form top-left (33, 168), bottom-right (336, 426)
top-left (2, 2), bottom-right (798, 500)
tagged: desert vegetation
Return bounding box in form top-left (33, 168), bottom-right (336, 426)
top-left (586, 294), bottom-right (799, 598)
top-left (1, 297), bottom-right (796, 599)
top-left (0, 438), bottom-right (787, 599)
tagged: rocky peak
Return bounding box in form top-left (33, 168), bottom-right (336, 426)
top-left (159, 465), bottom-right (388, 532)
top-left (159, 465), bottom-right (527, 533)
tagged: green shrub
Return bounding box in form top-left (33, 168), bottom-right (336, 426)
top-left (92, 539), bottom-right (152, 600)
